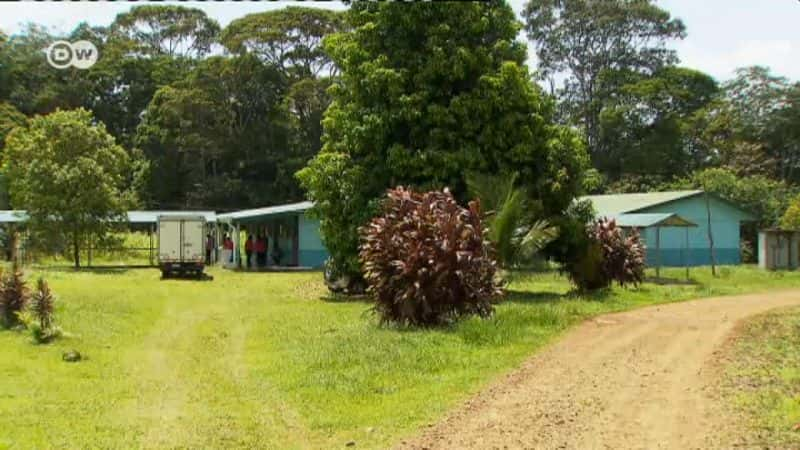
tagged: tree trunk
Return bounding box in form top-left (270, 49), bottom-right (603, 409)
top-left (73, 232), bottom-right (80, 268)
top-left (705, 192), bottom-right (717, 277)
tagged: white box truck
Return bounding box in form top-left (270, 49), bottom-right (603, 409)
top-left (157, 215), bottom-right (206, 278)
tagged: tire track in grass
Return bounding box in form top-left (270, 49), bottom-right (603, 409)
top-left (118, 278), bottom-right (322, 449)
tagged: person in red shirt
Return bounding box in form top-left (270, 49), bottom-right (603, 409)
top-left (244, 234), bottom-right (255, 269)
top-left (255, 233), bottom-right (268, 267)
top-left (223, 234), bottom-right (234, 263)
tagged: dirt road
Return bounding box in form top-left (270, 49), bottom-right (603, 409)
top-left (399, 290), bottom-right (800, 450)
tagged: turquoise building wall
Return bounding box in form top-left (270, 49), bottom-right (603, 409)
top-left (637, 196), bottom-right (749, 267)
top-left (298, 214), bottom-right (328, 268)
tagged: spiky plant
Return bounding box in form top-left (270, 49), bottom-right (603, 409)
top-left (30, 278), bottom-right (55, 331)
top-left (466, 172), bottom-right (559, 268)
top-left (0, 265), bottom-right (29, 327)
top-left (360, 187), bottom-right (503, 326)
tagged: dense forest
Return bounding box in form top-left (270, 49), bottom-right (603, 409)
top-left (0, 1), bottom-right (798, 242)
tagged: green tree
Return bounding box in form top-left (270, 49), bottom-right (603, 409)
top-left (780, 195), bottom-right (800, 230)
top-left (110, 5), bottom-right (220, 58)
top-left (2, 109), bottom-right (140, 267)
top-left (597, 67), bottom-right (718, 180)
top-left (220, 7), bottom-right (345, 79)
top-left (298, 1), bottom-right (587, 283)
top-left (523, 0), bottom-right (686, 156)
top-left (721, 67), bottom-right (800, 183)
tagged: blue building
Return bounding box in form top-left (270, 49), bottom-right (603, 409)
top-left (216, 202), bottom-right (329, 269)
top-left (582, 190), bottom-right (755, 267)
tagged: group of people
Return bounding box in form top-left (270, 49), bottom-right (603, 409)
top-left (244, 234), bottom-right (269, 268)
top-left (207, 231), bottom-right (283, 269)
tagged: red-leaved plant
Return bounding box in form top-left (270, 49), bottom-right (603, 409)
top-left (359, 187), bottom-right (503, 326)
top-left (590, 218), bottom-right (646, 289)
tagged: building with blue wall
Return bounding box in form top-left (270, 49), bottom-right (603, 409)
top-left (217, 202), bottom-right (329, 269)
top-left (582, 191), bottom-right (755, 267)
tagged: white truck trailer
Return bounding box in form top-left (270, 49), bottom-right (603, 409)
top-left (157, 215), bottom-right (206, 278)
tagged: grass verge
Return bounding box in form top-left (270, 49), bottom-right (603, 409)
top-left (0, 265), bottom-right (799, 449)
top-left (719, 307), bottom-right (800, 447)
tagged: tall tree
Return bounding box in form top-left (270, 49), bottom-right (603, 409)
top-left (298, 1), bottom-right (587, 284)
top-left (597, 66), bottom-right (718, 180)
top-left (523, 0), bottom-right (686, 157)
top-left (722, 67), bottom-right (800, 183)
top-left (220, 7), bottom-right (345, 80)
top-left (2, 109), bottom-right (140, 267)
top-left (110, 5), bottom-right (220, 58)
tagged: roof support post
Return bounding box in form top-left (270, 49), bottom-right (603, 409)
top-left (685, 226), bottom-right (690, 280)
top-left (656, 226), bottom-right (661, 280)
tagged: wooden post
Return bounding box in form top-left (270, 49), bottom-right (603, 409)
top-left (149, 224), bottom-right (155, 266)
top-left (656, 226), bottom-right (661, 280)
top-left (705, 192), bottom-right (717, 276)
top-left (685, 226), bottom-right (690, 280)
top-left (293, 215), bottom-right (300, 266)
top-left (88, 234), bottom-right (92, 268)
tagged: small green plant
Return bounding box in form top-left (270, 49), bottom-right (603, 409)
top-left (0, 265), bottom-right (29, 328)
top-left (360, 187), bottom-right (503, 326)
top-left (23, 278), bottom-right (61, 344)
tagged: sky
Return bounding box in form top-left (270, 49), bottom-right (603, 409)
top-left (0, 0), bottom-right (798, 82)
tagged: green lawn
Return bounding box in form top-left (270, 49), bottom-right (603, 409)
top-left (1, 265), bottom-right (800, 449)
top-left (721, 307), bottom-right (800, 447)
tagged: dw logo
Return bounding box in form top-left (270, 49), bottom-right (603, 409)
top-left (46, 40), bottom-right (98, 70)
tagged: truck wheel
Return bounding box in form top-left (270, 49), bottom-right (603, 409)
top-left (161, 271), bottom-right (170, 279)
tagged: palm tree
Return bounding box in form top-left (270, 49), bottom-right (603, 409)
top-left (466, 172), bottom-right (558, 268)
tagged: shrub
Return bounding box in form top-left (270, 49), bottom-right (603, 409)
top-left (359, 187), bottom-right (503, 326)
top-left (30, 278), bottom-right (55, 331)
top-left (0, 265), bottom-right (29, 327)
top-left (563, 218), bottom-right (646, 291)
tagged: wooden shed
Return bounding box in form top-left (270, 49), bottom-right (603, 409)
top-left (758, 229), bottom-right (800, 270)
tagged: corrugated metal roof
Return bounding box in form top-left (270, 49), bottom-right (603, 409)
top-left (216, 201), bottom-right (314, 222)
top-left (607, 213), bottom-right (697, 228)
top-left (127, 211), bottom-right (217, 223)
top-left (0, 210), bottom-right (217, 224)
top-left (580, 190), bottom-right (704, 216)
top-left (0, 211), bottom-right (28, 223)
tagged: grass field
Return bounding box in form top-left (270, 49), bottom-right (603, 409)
top-left (721, 307), bottom-right (800, 447)
top-left (1, 265), bottom-right (800, 449)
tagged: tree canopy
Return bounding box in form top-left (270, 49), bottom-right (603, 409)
top-left (2, 109), bottom-right (141, 267)
top-left (298, 1), bottom-right (587, 279)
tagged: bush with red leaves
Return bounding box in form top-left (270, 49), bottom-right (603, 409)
top-left (567, 218), bottom-right (646, 291)
top-left (359, 187), bottom-right (503, 326)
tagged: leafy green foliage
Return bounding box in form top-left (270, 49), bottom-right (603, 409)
top-left (220, 7), bottom-right (345, 79)
top-left (0, 266), bottom-right (28, 328)
top-left (466, 172), bottom-right (559, 268)
top-left (2, 109), bottom-right (141, 267)
top-left (524, 0), bottom-right (686, 155)
top-left (780, 194), bottom-right (800, 230)
top-left (597, 67), bottom-right (719, 180)
top-left (359, 187), bottom-right (502, 326)
top-left (300, 1), bottom-right (587, 283)
top-left (110, 5), bottom-right (220, 58)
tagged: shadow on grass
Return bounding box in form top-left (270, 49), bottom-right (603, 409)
top-left (318, 293), bottom-right (372, 304)
top-left (31, 266), bottom-right (147, 275)
top-left (645, 276), bottom-right (700, 286)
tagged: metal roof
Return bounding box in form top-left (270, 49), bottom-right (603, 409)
top-left (0, 210), bottom-right (217, 224)
top-left (216, 201), bottom-right (314, 222)
top-left (0, 211), bottom-right (28, 223)
top-left (580, 190), bottom-right (704, 216)
top-left (608, 213), bottom-right (697, 228)
top-left (126, 211), bottom-right (217, 223)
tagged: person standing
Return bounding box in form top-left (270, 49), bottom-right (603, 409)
top-left (205, 233), bottom-right (214, 265)
top-left (255, 233), bottom-right (267, 268)
top-left (222, 233), bottom-right (234, 266)
top-left (245, 234), bottom-right (255, 269)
